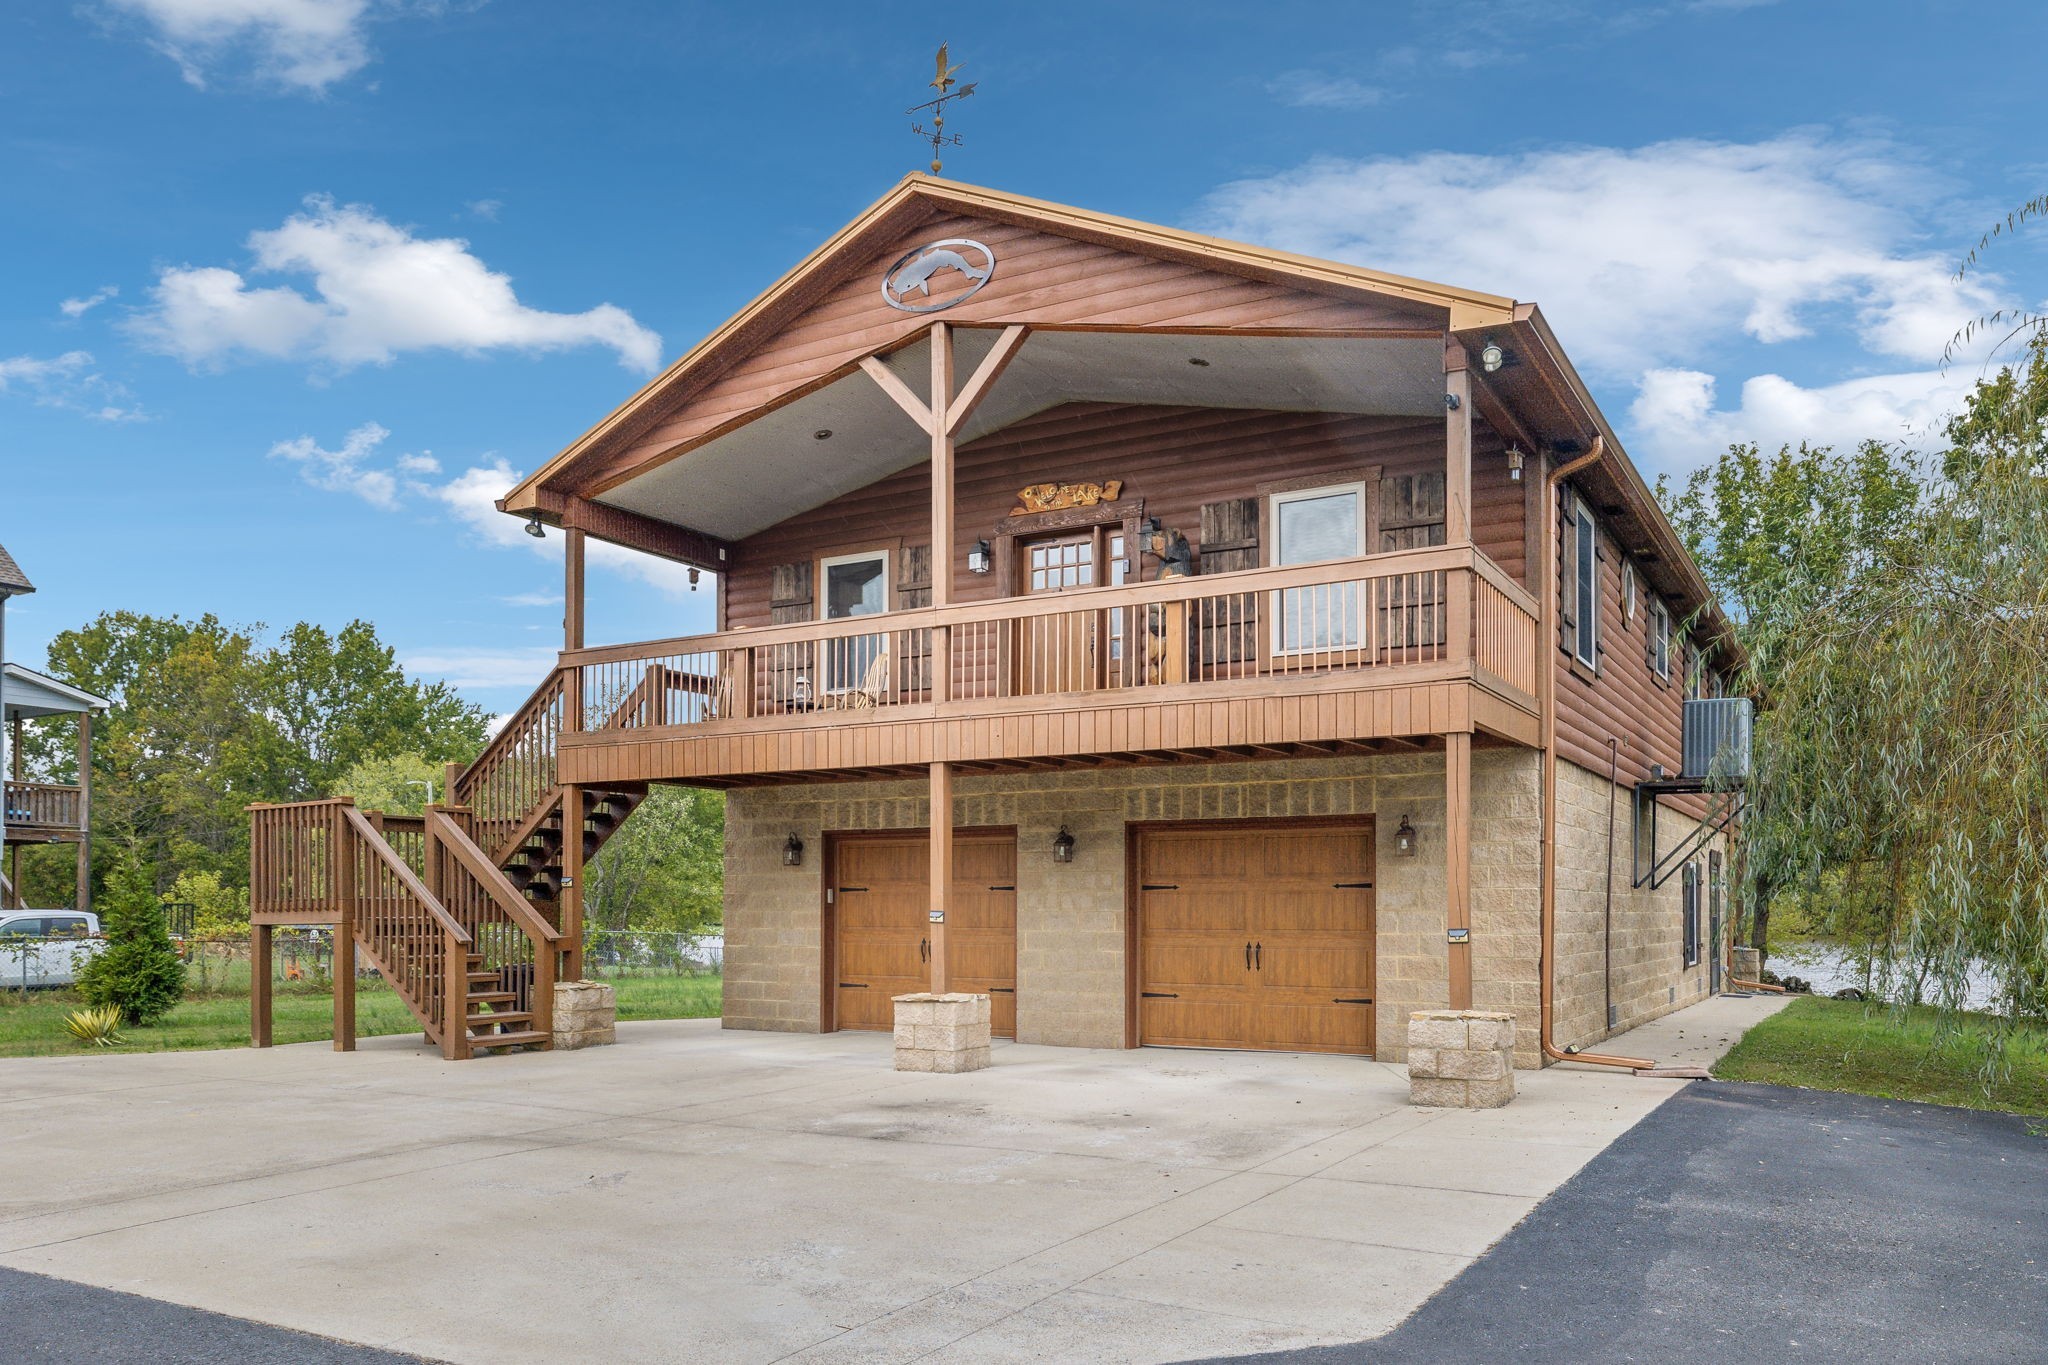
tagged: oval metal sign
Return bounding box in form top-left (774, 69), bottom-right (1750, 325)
top-left (881, 238), bottom-right (997, 313)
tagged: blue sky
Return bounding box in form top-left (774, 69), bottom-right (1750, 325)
top-left (4, 0), bottom-right (2044, 716)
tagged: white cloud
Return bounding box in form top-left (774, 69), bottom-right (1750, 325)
top-left (465, 198), bottom-right (503, 221)
top-left (0, 350), bottom-right (144, 421)
top-left (267, 420), bottom-right (406, 507)
top-left (1628, 366), bottom-right (1971, 475)
top-left (59, 286), bottom-right (119, 318)
top-left (498, 590), bottom-right (563, 608)
top-left (430, 458), bottom-right (697, 596)
top-left (103, 0), bottom-right (373, 93)
top-left (132, 195), bottom-right (661, 373)
top-left (1268, 72), bottom-right (1388, 110)
top-left (397, 645), bottom-right (561, 691)
top-left (1196, 132), bottom-right (2008, 377)
top-left (396, 450), bottom-right (440, 474)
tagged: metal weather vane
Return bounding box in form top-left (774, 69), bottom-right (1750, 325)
top-left (907, 43), bottom-right (976, 175)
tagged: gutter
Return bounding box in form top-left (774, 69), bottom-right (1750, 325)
top-left (1539, 435), bottom-right (1655, 1070)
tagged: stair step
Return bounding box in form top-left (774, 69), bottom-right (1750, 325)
top-left (468, 1010), bottom-right (534, 1027)
top-left (469, 1029), bottom-right (549, 1050)
top-left (467, 970), bottom-right (502, 985)
top-left (467, 989), bottom-right (519, 1004)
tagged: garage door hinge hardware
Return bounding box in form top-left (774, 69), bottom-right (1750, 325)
top-left (1334, 997), bottom-right (1373, 1004)
top-left (1141, 883), bottom-right (1179, 891)
top-left (839, 886), bottom-right (869, 892)
top-left (1141, 991), bottom-right (1179, 999)
top-left (989, 885), bottom-right (1014, 891)
top-left (838, 982), bottom-right (868, 989)
top-left (1334, 882), bottom-right (1373, 889)
top-left (989, 987), bottom-right (1015, 993)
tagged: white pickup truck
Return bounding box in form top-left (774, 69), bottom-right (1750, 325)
top-left (0, 910), bottom-right (102, 989)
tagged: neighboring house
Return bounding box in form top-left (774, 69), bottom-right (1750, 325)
top-left (0, 541), bottom-right (108, 912)
top-left (252, 177), bottom-right (1743, 1064)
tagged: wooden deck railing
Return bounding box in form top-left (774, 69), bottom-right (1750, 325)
top-left (4, 780), bottom-right (83, 831)
top-left (423, 807), bottom-right (559, 1044)
top-left (451, 668), bottom-right (564, 852)
top-left (560, 544), bottom-right (1541, 734)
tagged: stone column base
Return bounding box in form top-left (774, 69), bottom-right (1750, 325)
top-left (1731, 946), bottom-right (1762, 984)
top-left (553, 980), bottom-right (617, 1050)
top-left (1407, 1010), bottom-right (1516, 1108)
top-left (893, 993), bottom-right (991, 1073)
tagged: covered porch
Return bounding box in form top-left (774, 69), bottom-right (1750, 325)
top-left (3, 663), bottom-right (104, 912)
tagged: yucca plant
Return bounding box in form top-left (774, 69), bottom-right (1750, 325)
top-left (64, 1005), bottom-right (125, 1048)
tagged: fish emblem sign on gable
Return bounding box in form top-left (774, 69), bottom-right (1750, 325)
top-left (881, 238), bottom-right (997, 313)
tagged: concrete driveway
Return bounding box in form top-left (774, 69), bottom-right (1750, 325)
top-left (0, 1000), bottom-right (1781, 1364)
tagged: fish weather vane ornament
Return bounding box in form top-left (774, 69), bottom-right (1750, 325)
top-left (907, 42), bottom-right (976, 175)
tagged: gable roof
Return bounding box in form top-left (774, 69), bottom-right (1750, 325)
top-left (3, 663), bottom-right (107, 719)
top-left (0, 542), bottom-right (31, 596)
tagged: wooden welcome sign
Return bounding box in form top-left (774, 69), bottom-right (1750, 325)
top-left (1010, 479), bottom-right (1123, 516)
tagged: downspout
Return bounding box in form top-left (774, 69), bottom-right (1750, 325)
top-left (1605, 734), bottom-right (1621, 1031)
top-left (1540, 436), bottom-right (1654, 1069)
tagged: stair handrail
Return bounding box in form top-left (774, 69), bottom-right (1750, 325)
top-left (423, 807), bottom-right (558, 1050)
top-left (423, 809), bottom-right (563, 946)
top-left (451, 666), bottom-right (566, 831)
top-left (342, 806), bottom-right (471, 946)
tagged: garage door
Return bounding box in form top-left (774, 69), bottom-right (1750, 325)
top-left (1136, 821), bottom-right (1375, 1055)
top-left (831, 832), bottom-right (1017, 1036)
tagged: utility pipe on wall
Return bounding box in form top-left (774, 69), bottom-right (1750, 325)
top-left (1539, 436), bottom-right (1654, 1070)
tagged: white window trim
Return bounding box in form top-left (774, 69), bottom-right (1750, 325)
top-left (1268, 481), bottom-right (1368, 657)
top-left (1649, 599), bottom-right (1671, 681)
top-left (1572, 500), bottom-right (1600, 671)
top-left (817, 549), bottom-right (891, 696)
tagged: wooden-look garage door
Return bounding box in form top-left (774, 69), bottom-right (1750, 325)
top-left (831, 832), bottom-right (1017, 1036)
top-left (1136, 821), bottom-right (1375, 1055)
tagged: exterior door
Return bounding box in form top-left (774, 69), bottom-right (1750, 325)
top-left (830, 831), bottom-right (1017, 1036)
top-left (1136, 821), bottom-right (1375, 1055)
top-left (1017, 531), bottom-right (1099, 695)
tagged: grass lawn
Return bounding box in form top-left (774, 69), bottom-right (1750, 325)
top-left (1717, 995), bottom-right (2048, 1119)
top-left (0, 968), bottom-right (722, 1059)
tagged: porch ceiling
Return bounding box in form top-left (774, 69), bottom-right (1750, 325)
top-left (594, 331), bottom-right (1445, 542)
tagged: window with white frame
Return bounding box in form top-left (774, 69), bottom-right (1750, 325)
top-left (818, 550), bottom-right (889, 693)
top-left (1572, 500), bottom-right (1600, 670)
top-left (1270, 482), bottom-right (1366, 653)
top-left (1649, 598), bottom-right (1671, 681)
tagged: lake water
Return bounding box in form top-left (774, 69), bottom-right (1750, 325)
top-left (1770, 941), bottom-right (2004, 1012)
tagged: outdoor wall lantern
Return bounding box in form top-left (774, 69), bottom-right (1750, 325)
top-left (688, 566), bottom-right (702, 591)
top-left (1505, 446), bottom-right (1526, 482)
top-left (1480, 341), bottom-right (1506, 373)
top-left (524, 514), bottom-right (546, 539)
top-left (782, 833), bottom-right (805, 867)
top-left (1051, 826), bottom-right (1077, 863)
top-left (968, 539), bottom-right (993, 574)
top-left (1394, 815), bottom-right (1418, 857)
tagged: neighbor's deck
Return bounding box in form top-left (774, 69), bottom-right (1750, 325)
top-left (552, 543), bottom-right (1540, 788)
top-left (4, 779), bottom-right (86, 842)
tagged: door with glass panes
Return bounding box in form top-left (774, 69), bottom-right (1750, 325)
top-left (1015, 528), bottom-right (1127, 694)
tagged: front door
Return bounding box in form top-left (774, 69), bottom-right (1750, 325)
top-left (831, 831), bottom-right (1017, 1036)
top-left (1017, 530), bottom-right (1098, 695)
top-left (1137, 820), bottom-right (1375, 1055)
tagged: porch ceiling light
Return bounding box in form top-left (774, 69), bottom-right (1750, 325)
top-left (1479, 341), bottom-right (1506, 373)
top-left (813, 429), bottom-right (833, 440)
top-left (1394, 814), bottom-right (1418, 857)
top-left (782, 832), bottom-right (805, 867)
top-left (1051, 826), bottom-right (1076, 863)
top-left (1505, 445), bottom-right (1526, 482)
top-left (524, 515), bottom-right (546, 539)
top-left (968, 539), bottom-right (992, 574)
top-left (1187, 357), bottom-right (1210, 367)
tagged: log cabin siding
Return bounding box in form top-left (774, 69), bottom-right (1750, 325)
top-left (590, 211), bottom-right (1447, 493)
top-left (723, 402), bottom-right (1528, 629)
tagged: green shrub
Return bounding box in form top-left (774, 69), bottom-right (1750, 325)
top-left (77, 860), bottom-right (186, 1026)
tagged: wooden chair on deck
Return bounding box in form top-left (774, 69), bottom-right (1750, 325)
top-left (824, 639), bottom-right (893, 710)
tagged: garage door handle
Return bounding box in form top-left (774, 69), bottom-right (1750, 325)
top-left (920, 938), bottom-right (928, 962)
top-left (1244, 941), bottom-right (1252, 969)
top-left (1334, 882), bottom-right (1374, 889)
top-left (1141, 884), bottom-right (1178, 891)
top-left (1334, 997), bottom-right (1372, 1004)
top-left (1141, 991), bottom-right (1178, 999)
top-left (1254, 941), bottom-right (1262, 970)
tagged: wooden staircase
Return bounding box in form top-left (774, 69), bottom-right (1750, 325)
top-left (248, 665), bottom-right (656, 1059)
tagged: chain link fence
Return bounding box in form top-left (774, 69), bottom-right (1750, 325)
top-left (582, 930), bottom-right (723, 980)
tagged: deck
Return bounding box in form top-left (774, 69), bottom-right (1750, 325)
top-left (554, 543), bottom-right (1540, 787)
top-left (3, 779), bottom-right (86, 842)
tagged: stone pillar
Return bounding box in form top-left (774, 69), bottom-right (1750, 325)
top-left (552, 980), bottom-right (617, 1050)
top-left (1407, 1009), bottom-right (1516, 1108)
top-left (1731, 946), bottom-right (1761, 984)
top-left (893, 993), bottom-right (990, 1073)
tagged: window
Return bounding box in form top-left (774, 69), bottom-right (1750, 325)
top-left (1621, 560), bottom-right (1638, 624)
top-left (1681, 862), bottom-right (1701, 967)
top-left (1270, 482), bottom-right (1366, 653)
top-left (1572, 500), bottom-right (1600, 670)
top-left (46, 916), bottom-right (89, 938)
top-left (1649, 599), bottom-right (1671, 681)
top-left (818, 550), bottom-right (889, 693)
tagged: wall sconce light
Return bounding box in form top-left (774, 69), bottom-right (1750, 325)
top-left (1051, 826), bottom-right (1076, 863)
top-left (782, 833), bottom-right (805, 867)
top-left (967, 539), bottom-right (992, 574)
top-left (524, 515), bottom-right (546, 539)
top-left (1394, 814), bottom-right (1418, 857)
top-left (1505, 446), bottom-right (1526, 482)
top-left (1480, 341), bottom-right (1506, 373)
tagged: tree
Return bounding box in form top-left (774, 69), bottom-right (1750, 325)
top-left (584, 787), bottom-right (724, 937)
top-left (77, 856), bottom-right (187, 1025)
top-left (330, 752), bottom-right (448, 816)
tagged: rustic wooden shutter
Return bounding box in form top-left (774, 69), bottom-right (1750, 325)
top-left (1379, 473), bottom-right (1445, 647)
top-left (897, 546), bottom-right (932, 695)
top-left (767, 561), bottom-right (814, 706)
top-left (1198, 498), bottom-right (1260, 669)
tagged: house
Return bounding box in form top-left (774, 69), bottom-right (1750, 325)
top-left (250, 177), bottom-right (1742, 1065)
top-left (1, 542), bottom-right (108, 913)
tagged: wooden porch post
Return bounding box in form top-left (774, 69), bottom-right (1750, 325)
top-left (1445, 339), bottom-right (1473, 545)
top-left (1446, 729), bottom-right (1473, 1010)
top-left (929, 760), bottom-right (952, 993)
top-left (332, 803), bottom-right (356, 1052)
top-left (251, 923), bottom-right (273, 1047)
top-left (75, 711), bottom-right (91, 915)
top-left (564, 527), bottom-right (586, 652)
top-left (561, 784), bottom-right (585, 982)
top-left (928, 322), bottom-right (955, 991)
